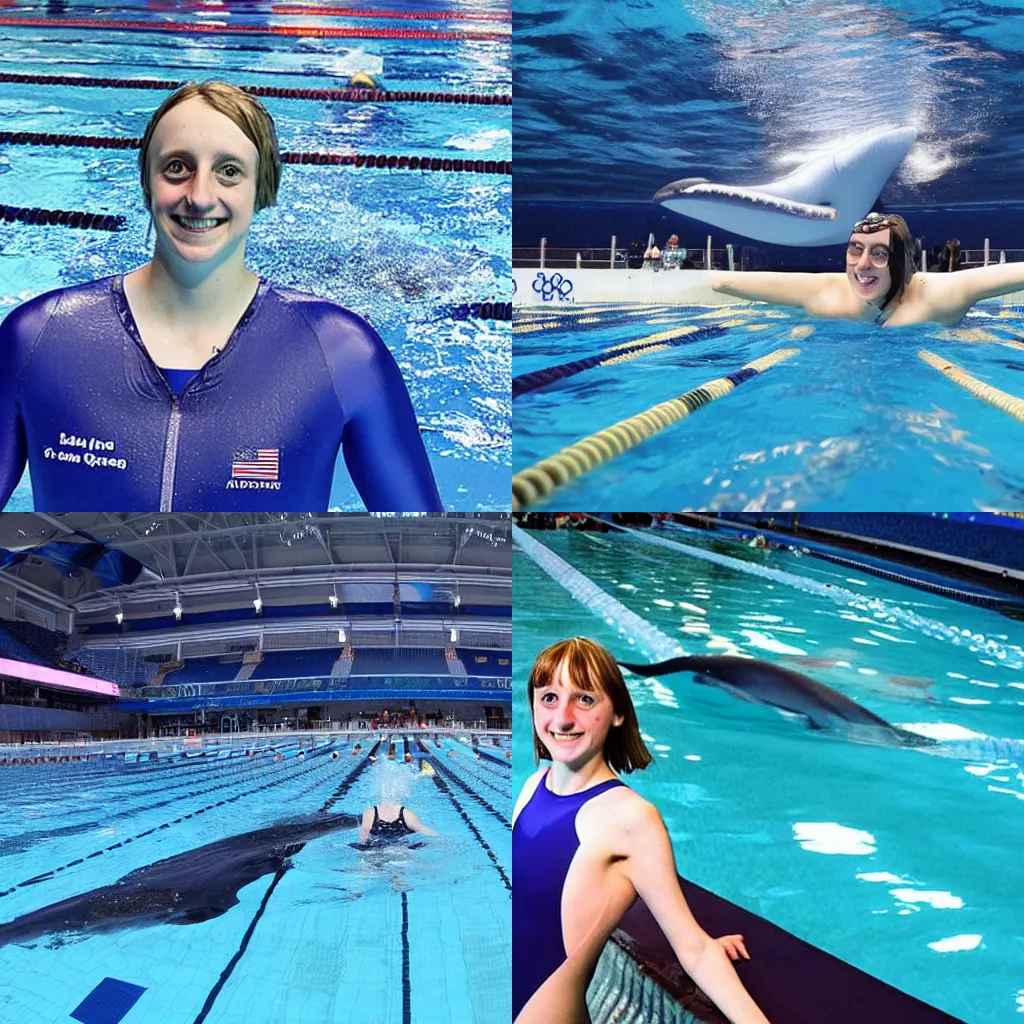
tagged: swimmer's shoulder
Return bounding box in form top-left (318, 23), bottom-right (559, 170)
top-left (801, 273), bottom-right (852, 317)
top-left (270, 284), bottom-right (388, 359)
top-left (901, 272), bottom-right (972, 326)
top-left (0, 277), bottom-right (116, 372)
top-left (271, 285), bottom-right (407, 418)
top-left (577, 781), bottom-right (662, 850)
top-left (513, 766), bottom-right (548, 824)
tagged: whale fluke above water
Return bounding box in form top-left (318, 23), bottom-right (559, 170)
top-left (653, 126), bottom-right (917, 246)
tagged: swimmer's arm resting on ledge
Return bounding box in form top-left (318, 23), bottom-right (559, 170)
top-left (623, 802), bottom-right (772, 1024)
top-left (709, 271), bottom-right (829, 312)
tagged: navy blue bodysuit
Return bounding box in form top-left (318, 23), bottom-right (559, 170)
top-left (512, 771), bottom-right (626, 1020)
top-left (0, 276), bottom-right (443, 511)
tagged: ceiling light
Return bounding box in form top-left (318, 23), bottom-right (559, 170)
top-left (329, 594), bottom-right (339, 609)
top-left (338, 628), bottom-right (346, 643)
top-left (450, 628), bottom-right (458, 643)
top-left (115, 611), bottom-right (124, 625)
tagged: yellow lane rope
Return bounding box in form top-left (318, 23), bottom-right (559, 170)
top-left (918, 350), bottom-right (1024, 423)
top-left (511, 347), bottom-right (801, 510)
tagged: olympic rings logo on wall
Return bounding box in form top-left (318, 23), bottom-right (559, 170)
top-left (532, 272), bottom-right (574, 302)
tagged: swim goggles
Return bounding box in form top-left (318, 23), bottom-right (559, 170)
top-left (848, 212), bottom-right (892, 266)
top-left (851, 212), bottom-right (893, 234)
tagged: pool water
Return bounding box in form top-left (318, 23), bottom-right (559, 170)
top-left (0, 0), bottom-right (511, 512)
top-left (0, 736), bottom-right (511, 1024)
top-left (513, 525), bottom-right (1024, 1024)
top-left (513, 301), bottom-right (1024, 510)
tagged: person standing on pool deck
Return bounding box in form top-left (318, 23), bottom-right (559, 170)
top-left (513, 637), bottom-right (770, 1024)
top-left (709, 211), bottom-right (1024, 327)
top-left (0, 81), bottom-right (442, 512)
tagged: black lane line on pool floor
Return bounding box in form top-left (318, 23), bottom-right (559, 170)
top-left (401, 891), bottom-right (412, 1024)
top-left (1, 744), bottom-right (342, 898)
top-left (192, 748), bottom-right (379, 1024)
top-left (192, 864), bottom-right (290, 1024)
top-left (449, 760), bottom-right (509, 802)
top-left (443, 751), bottom-right (511, 802)
top-left (422, 751), bottom-right (510, 829)
top-left (416, 743), bottom-right (510, 893)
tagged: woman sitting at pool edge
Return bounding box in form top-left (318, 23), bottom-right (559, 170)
top-left (513, 636), bottom-right (770, 1024)
top-left (0, 80), bottom-right (442, 512)
top-left (709, 212), bottom-right (1024, 327)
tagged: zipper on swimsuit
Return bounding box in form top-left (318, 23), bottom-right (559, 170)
top-left (112, 275), bottom-right (269, 511)
top-left (159, 397), bottom-right (181, 512)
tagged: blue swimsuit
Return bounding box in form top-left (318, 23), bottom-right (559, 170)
top-left (0, 276), bottom-right (442, 511)
top-left (512, 770), bottom-right (625, 1020)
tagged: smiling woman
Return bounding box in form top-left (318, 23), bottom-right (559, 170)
top-left (709, 210), bottom-right (1024, 327)
top-left (0, 81), bottom-right (442, 513)
top-left (513, 636), bottom-right (770, 1024)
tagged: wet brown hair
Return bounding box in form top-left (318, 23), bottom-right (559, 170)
top-left (527, 636), bottom-right (653, 773)
top-left (138, 81), bottom-right (281, 212)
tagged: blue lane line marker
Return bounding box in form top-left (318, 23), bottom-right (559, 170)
top-left (70, 977), bottom-right (146, 1024)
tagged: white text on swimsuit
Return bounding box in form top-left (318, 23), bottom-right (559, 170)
top-left (45, 433), bottom-right (127, 470)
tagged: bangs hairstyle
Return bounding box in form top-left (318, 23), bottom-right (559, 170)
top-left (138, 81), bottom-right (281, 212)
top-left (527, 637), bottom-right (653, 774)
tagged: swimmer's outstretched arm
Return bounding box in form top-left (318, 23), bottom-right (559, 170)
top-left (402, 809), bottom-right (437, 836)
top-left (709, 271), bottom-right (829, 311)
top-left (622, 802), bottom-right (771, 1024)
top-left (0, 305), bottom-right (32, 508)
top-left (925, 260), bottom-right (1024, 311)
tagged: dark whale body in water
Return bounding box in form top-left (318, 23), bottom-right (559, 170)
top-left (0, 812), bottom-right (358, 947)
top-left (619, 655), bottom-right (933, 747)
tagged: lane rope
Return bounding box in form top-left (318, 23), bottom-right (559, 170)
top-left (0, 201), bottom-right (123, 231)
top-left (0, 131), bottom-right (511, 175)
top-left (918, 349), bottom-right (1024, 423)
top-left (270, 4), bottom-right (510, 21)
top-left (0, 71), bottom-right (511, 106)
top-left (511, 347), bottom-right (800, 510)
top-left (0, 16), bottom-right (510, 43)
top-left (513, 324), bottom-right (730, 398)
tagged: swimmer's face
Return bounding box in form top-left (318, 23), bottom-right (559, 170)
top-left (532, 659), bottom-right (623, 770)
top-left (148, 98), bottom-right (258, 268)
top-left (846, 227), bottom-right (892, 305)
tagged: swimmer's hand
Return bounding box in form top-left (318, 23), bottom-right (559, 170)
top-left (716, 934), bottom-right (750, 961)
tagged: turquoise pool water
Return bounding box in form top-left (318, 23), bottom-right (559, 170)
top-left (513, 525), bottom-right (1024, 1023)
top-left (0, 735), bottom-right (511, 1024)
top-left (0, 0), bottom-right (511, 511)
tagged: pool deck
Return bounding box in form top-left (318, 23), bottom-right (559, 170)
top-left (513, 267), bottom-right (1024, 308)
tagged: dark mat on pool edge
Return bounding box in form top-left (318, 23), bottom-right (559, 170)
top-left (613, 875), bottom-right (967, 1024)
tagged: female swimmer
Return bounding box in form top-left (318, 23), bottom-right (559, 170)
top-left (0, 81), bottom-right (442, 512)
top-left (711, 211), bottom-right (1024, 327)
top-left (513, 637), bottom-right (770, 1024)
